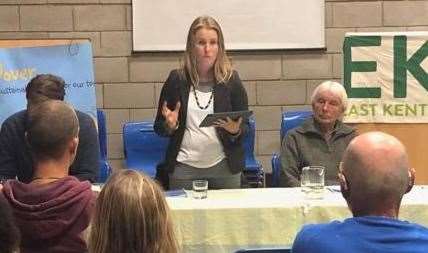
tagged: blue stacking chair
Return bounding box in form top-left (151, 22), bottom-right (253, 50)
top-left (96, 109), bottom-right (112, 183)
top-left (123, 121), bottom-right (169, 178)
top-left (271, 110), bottom-right (312, 187)
top-left (235, 247), bottom-right (291, 253)
top-left (243, 117), bottom-right (264, 187)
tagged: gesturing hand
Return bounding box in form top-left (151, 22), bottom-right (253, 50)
top-left (214, 117), bottom-right (243, 135)
top-left (162, 101), bottom-right (181, 130)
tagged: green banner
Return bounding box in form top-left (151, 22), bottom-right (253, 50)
top-left (343, 32), bottom-right (428, 123)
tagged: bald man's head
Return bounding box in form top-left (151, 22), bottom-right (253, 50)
top-left (340, 132), bottom-right (413, 217)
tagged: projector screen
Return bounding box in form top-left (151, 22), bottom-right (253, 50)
top-left (132, 0), bottom-right (325, 52)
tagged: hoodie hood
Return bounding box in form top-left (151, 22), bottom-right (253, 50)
top-left (2, 176), bottom-right (95, 252)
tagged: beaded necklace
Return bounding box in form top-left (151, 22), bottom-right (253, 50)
top-left (192, 85), bottom-right (214, 110)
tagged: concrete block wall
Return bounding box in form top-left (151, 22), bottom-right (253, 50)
top-left (1, 0), bottom-right (428, 174)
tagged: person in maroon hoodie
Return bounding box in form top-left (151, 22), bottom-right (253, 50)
top-left (1, 100), bottom-right (96, 253)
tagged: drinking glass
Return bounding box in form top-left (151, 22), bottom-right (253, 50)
top-left (192, 180), bottom-right (208, 199)
top-left (301, 166), bottom-right (325, 199)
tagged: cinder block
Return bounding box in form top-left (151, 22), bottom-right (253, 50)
top-left (74, 5), bottom-right (126, 31)
top-left (242, 81), bottom-right (256, 106)
top-left (126, 5), bottom-right (132, 31)
top-left (48, 0), bottom-right (98, 3)
top-left (384, 1), bottom-right (428, 26)
top-left (332, 2), bottom-right (382, 28)
top-left (100, 0), bottom-right (131, 3)
top-left (48, 32), bottom-right (101, 57)
top-left (94, 57), bottom-right (128, 83)
top-left (356, 27), bottom-right (406, 33)
top-left (154, 83), bottom-right (163, 106)
top-left (103, 83), bottom-right (155, 108)
top-left (21, 5), bottom-right (73, 31)
top-left (282, 105), bottom-right (312, 113)
top-left (107, 133), bottom-right (124, 159)
top-left (230, 54), bottom-right (282, 80)
top-left (105, 109), bottom-right (130, 134)
top-left (0, 0), bottom-right (46, 4)
top-left (130, 109), bottom-right (156, 122)
top-left (100, 31), bottom-right (131, 57)
top-left (326, 28), bottom-right (355, 53)
top-left (0, 32), bottom-right (49, 39)
top-left (407, 26), bottom-right (428, 31)
top-left (96, 84), bottom-right (103, 108)
top-left (332, 53), bottom-right (342, 79)
top-left (108, 159), bottom-right (126, 172)
top-left (283, 53), bottom-right (332, 79)
top-left (325, 2), bottom-right (333, 28)
top-left (0, 6), bottom-right (18, 31)
top-left (257, 80), bottom-right (306, 105)
top-left (129, 55), bottom-right (180, 82)
top-left (252, 106), bottom-right (282, 130)
top-left (257, 130), bottom-right (280, 155)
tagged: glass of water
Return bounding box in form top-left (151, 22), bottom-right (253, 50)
top-left (301, 166), bottom-right (325, 199)
top-left (192, 180), bottom-right (208, 199)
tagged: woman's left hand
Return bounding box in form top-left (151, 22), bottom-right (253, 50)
top-left (214, 117), bottom-right (242, 135)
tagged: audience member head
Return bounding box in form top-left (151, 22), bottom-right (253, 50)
top-left (182, 15), bottom-right (232, 85)
top-left (311, 81), bottom-right (348, 129)
top-left (26, 100), bottom-right (79, 169)
top-left (25, 74), bottom-right (66, 108)
top-left (339, 131), bottom-right (414, 218)
top-left (0, 197), bottom-right (20, 253)
top-left (89, 170), bottom-right (178, 253)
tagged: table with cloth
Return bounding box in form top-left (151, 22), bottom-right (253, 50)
top-left (166, 186), bottom-right (428, 253)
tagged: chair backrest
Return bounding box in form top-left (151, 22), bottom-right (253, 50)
top-left (271, 153), bottom-right (281, 187)
top-left (123, 121), bottom-right (169, 178)
top-left (96, 109), bottom-right (111, 183)
top-left (97, 109), bottom-right (107, 160)
top-left (271, 110), bottom-right (312, 187)
top-left (280, 110), bottom-right (312, 141)
top-left (235, 247), bottom-right (291, 253)
top-left (244, 117), bottom-right (261, 171)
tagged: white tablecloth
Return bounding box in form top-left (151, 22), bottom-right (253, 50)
top-left (166, 186), bottom-right (428, 253)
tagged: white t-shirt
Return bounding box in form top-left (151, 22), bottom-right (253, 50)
top-left (176, 87), bottom-right (225, 168)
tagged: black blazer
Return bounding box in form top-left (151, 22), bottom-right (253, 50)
top-left (154, 69), bottom-right (248, 176)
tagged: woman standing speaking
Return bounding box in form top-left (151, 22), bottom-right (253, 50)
top-left (154, 16), bottom-right (248, 190)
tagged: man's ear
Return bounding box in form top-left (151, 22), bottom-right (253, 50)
top-left (338, 172), bottom-right (350, 199)
top-left (406, 168), bottom-right (415, 193)
top-left (69, 137), bottom-right (79, 155)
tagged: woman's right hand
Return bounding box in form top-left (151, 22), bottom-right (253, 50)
top-left (162, 101), bottom-right (181, 130)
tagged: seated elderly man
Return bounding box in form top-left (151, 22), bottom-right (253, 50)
top-left (279, 81), bottom-right (356, 187)
top-left (1, 100), bottom-right (95, 253)
top-left (292, 132), bottom-right (428, 253)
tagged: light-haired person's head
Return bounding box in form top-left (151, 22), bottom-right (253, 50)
top-left (26, 100), bottom-right (79, 164)
top-left (338, 132), bottom-right (414, 217)
top-left (181, 15), bottom-right (232, 86)
top-left (311, 81), bottom-right (348, 126)
top-left (25, 74), bottom-right (66, 108)
top-left (89, 170), bottom-right (179, 253)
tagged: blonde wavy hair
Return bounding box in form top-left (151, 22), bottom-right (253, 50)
top-left (180, 15), bottom-right (233, 86)
top-left (88, 170), bottom-right (179, 253)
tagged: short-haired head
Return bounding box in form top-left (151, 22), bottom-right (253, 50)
top-left (89, 170), bottom-right (178, 253)
top-left (26, 100), bottom-right (79, 162)
top-left (26, 74), bottom-right (66, 107)
top-left (339, 131), bottom-right (413, 217)
top-left (182, 15), bottom-right (232, 85)
top-left (311, 81), bottom-right (348, 112)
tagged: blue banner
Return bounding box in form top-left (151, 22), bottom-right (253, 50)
top-left (0, 41), bottom-right (96, 125)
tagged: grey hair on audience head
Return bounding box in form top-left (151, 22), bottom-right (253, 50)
top-left (311, 81), bottom-right (348, 111)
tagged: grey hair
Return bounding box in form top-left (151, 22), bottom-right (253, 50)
top-left (311, 81), bottom-right (348, 111)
